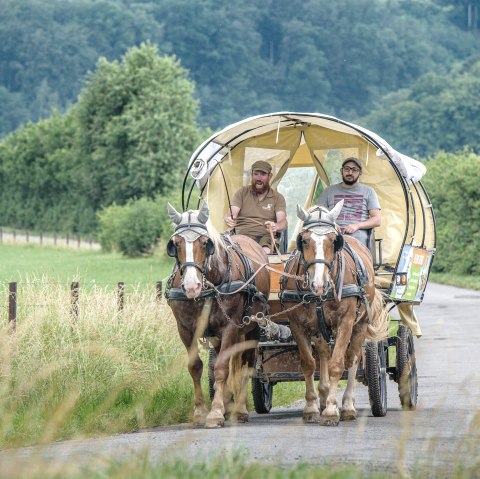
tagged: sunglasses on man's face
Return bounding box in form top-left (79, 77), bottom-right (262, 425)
top-left (342, 166), bottom-right (360, 173)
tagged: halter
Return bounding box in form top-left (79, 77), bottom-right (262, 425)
top-left (167, 211), bottom-right (215, 277)
top-left (296, 213), bottom-right (344, 297)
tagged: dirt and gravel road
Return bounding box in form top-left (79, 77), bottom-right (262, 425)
top-left (1, 282), bottom-right (479, 475)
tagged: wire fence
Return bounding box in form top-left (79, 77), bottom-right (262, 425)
top-left (3, 280), bottom-right (165, 331)
top-left (0, 228), bottom-right (101, 250)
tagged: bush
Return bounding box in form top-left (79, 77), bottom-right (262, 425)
top-left (98, 197), bottom-right (168, 257)
top-left (423, 150), bottom-right (480, 275)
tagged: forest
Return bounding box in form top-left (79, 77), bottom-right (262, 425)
top-left (0, 0), bottom-right (479, 272)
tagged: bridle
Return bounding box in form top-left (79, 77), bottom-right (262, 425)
top-left (167, 212), bottom-right (215, 276)
top-left (295, 213), bottom-right (344, 294)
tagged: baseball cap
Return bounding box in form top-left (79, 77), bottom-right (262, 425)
top-left (251, 160), bottom-right (272, 174)
top-left (342, 157), bottom-right (362, 171)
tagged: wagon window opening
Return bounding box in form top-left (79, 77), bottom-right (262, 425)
top-left (276, 167), bottom-right (318, 244)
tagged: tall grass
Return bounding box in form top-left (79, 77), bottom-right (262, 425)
top-left (0, 278), bottom-right (305, 449)
top-left (0, 279), bottom-right (194, 447)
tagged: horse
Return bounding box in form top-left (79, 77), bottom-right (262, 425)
top-left (280, 201), bottom-right (388, 426)
top-left (165, 202), bottom-right (270, 428)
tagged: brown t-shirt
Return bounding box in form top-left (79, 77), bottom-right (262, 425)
top-left (231, 186), bottom-right (286, 238)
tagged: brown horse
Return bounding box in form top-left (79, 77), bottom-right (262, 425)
top-left (165, 202), bottom-right (270, 428)
top-left (281, 201), bottom-right (387, 426)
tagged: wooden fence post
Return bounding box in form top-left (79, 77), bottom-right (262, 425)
top-left (117, 282), bottom-right (125, 312)
top-left (156, 281), bottom-right (162, 302)
top-left (71, 282), bottom-right (79, 320)
top-left (8, 282), bottom-right (17, 332)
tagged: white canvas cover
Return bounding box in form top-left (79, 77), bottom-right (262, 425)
top-left (184, 112), bottom-right (435, 285)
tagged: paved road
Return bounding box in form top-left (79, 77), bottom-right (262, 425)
top-left (1, 282), bottom-right (479, 476)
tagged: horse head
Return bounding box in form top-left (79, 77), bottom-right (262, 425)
top-left (296, 201), bottom-right (344, 296)
top-left (167, 202), bottom-right (215, 298)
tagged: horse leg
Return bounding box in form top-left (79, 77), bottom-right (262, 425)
top-left (205, 344), bottom-right (230, 428)
top-left (314, 339), bottom-right (330, 412)
top-left (175, 320), bottom-right (208, 426)
top-left (340, 357), bottom-right (358, 421)
top-left (341, 322), bottom-right (367, 421)
top-left (320, 317), bottom-right (355, 427)
top-left (290, 320), bottom-right (321, 423)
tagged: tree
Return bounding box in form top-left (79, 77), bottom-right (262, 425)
top-left (73, 42), bottom-right (202, 209)
top-left (361, 58), bottom-right (480, 158)
top-left (422, 150), bottom-right (480, 274)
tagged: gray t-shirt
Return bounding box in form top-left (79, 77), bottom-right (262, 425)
top-left (316, 183), bottom-right (380, 245)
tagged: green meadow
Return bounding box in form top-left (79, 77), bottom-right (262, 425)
top-left (0, 242), bottom-right (304, 448)
top-left (1, 243), bottom-right (478, 479)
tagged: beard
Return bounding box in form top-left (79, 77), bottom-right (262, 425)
top-left (342, 175), bottom-right (358, 186)
top-left (251, 179), bottom-right (269, 194)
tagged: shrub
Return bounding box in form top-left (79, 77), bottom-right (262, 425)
top-left (423, 150), bottom-right (480, 275)
top-left (98, 198), bottom-right (167, 256)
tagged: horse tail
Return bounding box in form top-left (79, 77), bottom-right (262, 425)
top-left (365, 288), bottom-right (389, 342)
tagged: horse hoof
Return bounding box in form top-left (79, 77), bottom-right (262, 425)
top-left (340, 409), bottom-right (357, 421)
top-left (319, 415), bottom-right (340, 427)
top-left (205, 411), bottom-right (225, 428)
top-left (235, 412), bottom-right (249, 423)
top-left (193, 409), bottom-right (207, 427)
top-left (303, 412), bottom-right (321, 423)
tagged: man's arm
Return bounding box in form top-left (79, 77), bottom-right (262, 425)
top-left (224, 205), bottom-right (240, 228)
top-left (342, 209), bottom-right (381, 234)
top-left (264, 210), bottom-right (287, 234)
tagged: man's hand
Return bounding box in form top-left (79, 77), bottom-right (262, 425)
top-left (264, 221), bottom-right (277, 233)
top-left (225, 216), bottom-right (237, 228)
top-left (342, 223), bottom-right (360, 234)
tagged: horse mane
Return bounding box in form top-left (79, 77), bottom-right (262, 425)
top-left (206, 219), bottom-right (227, 263)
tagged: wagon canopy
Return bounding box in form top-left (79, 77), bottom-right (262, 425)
top-left (183, 112), bottom-right (435, 278)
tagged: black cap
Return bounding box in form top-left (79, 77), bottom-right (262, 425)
top-left (341, 157), bottom-right (362, 171)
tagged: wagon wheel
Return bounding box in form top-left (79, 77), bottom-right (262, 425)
top-left (365, 340), bottom-right (388, 417)
top-left (396, 324), bottom-right (418, 410)
top-left (251, 378), bottom-right (273, 414)
top-left (208, 347), bottom-right (216, 401)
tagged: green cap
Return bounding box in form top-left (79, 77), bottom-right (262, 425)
top-left (251, 160), bottom-right (272, 174)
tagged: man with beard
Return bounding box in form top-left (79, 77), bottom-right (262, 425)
top-left (316, 157), bottom-right (381, 245)
top-left (317, 156), bottom-right (422, 337)
top-left (224, 160), bottom-right (287, 253)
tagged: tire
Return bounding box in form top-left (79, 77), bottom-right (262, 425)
top-left (365, 340), bottom-right (388, 417)
top-left (251, 378), bottom-right (273, 414)
top-left (208, 347), bottom-right (216, 401)
top-left (396, 324), bottom-right (418, 410)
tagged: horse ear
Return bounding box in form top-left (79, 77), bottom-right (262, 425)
top-left (167, 203), bottom-right (182, 225)
top-left (296, 204), bottom-right (310, 222)
top-left (296, 234), bottom-right (303, 253)
top-left (334, 234), bottom-right (344, 253)
top-left (167, 239), bottom-right (177, 257)
top-left (206, 238), bottom-right (215, 256)
top-left (329, 199), bottom-right (344, 222)
top-left (198, 202), bottom-right (210, 224)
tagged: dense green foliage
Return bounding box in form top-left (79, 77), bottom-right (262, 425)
top-left (0, 43), bottom-right (202, 234)
top-left (423, 150), bottom-right (480, 275)
top-left (362, 58), bottom-right (480, 157)
top-left (97, 197), bottom-right (171, 256)
top-left (0, 0), bottom-right (478, 135)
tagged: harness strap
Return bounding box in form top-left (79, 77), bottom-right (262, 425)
top-left (165, 281), bottom-right (258, 301)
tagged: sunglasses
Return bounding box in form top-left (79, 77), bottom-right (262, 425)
top-left (342, 166), bottom-right (360, 173)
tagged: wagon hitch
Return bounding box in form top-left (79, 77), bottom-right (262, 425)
top-left (246, 312), bottom-right (293, 342)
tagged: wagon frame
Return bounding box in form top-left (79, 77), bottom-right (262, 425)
top-left (181, 112), bottom-right (436, 416)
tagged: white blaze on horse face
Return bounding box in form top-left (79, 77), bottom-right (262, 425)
top-left (311, 232), bottom-right (328, 295)
top-left (183, 240), bottom-right (202, 298)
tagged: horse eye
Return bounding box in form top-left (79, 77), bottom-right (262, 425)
top-left (302, 238), bottom-right (309, 246)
